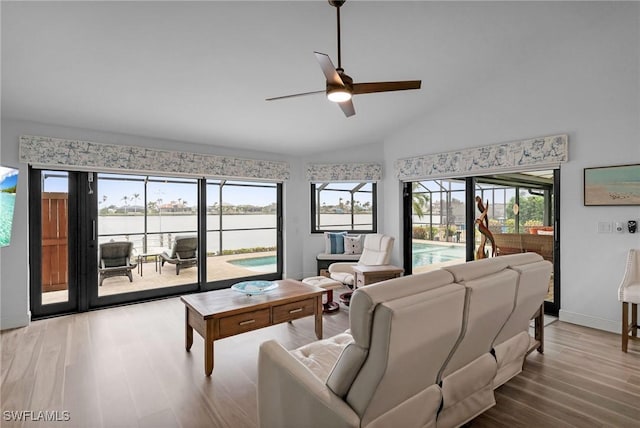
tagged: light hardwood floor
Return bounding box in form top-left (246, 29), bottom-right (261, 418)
top-left (2, 297), bottom-right (639, 428)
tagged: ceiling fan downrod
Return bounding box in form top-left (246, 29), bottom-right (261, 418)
top-left (329, 0), bottom-right (346, 71)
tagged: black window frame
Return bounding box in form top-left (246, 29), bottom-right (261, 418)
top-left (310, 182), bottom-right (377, 233)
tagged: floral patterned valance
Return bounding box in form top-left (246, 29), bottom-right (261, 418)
top-left (394, 134), bottom-right (568, 181)
top-left (306, 162), bottom-right (383, 182)
top-left (19, 135), bottom-right (290, 181)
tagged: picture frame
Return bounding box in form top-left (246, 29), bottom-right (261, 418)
top-left (0, 166), bottom-right (19, 247)
top-left (584, 164), bottom-right (640, 206)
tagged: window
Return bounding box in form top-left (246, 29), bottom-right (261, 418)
top-left (206, 179), bottom-right (281, 283)
top-left (311, 182), bottom-right (376, 233)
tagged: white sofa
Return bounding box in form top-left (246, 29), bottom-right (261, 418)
top-left (258, 253), bottom-right (552, 428)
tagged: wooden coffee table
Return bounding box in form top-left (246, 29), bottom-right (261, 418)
top-left (181, 279), bottom-right (323, 376)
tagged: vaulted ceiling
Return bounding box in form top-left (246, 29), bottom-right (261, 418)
top-left (1, 1), bottom-right (593, 156)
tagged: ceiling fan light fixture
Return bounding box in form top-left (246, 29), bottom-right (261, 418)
top-left (327, 87), bottom-right (352, 102)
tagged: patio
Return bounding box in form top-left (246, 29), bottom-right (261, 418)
top-left (41, 251), bottom-right (276, 305)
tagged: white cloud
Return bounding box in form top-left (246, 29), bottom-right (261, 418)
top-left (0, 167), bottom-right (19, 182)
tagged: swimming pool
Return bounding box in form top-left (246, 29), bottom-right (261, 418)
top-left (229, 244), bottom-right (463, 272)
top-left (229, 255), bottom-right (277, 272)
top-left (412, 242), bottom-right (466, 267)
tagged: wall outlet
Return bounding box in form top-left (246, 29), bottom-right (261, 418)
top-left (614, 222), bottom-right (625, 233)
top-left (597, 222), bottom-right (612, 233)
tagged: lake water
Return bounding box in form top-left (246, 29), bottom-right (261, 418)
top-left (98, 213), bottom-right (372, 253)
top-left (0, 193), bottom-right (16, 247)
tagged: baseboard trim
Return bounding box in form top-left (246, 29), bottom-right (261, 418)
top-left (559, 309), bottom-right (619, 334)
top-left (0, 313), bottom-right (30, 331)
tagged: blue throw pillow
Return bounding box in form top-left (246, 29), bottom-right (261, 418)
top-left (324, 231), bottom-right (347, 254)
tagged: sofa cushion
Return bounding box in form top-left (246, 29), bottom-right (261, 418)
top-left (366, 384), bottom-right (442, 428)
top-left (325, 231), bottom-right (348, 254)
top-left (440, 268), bottom-right (518, 379)
top-left (492, 331), bottom-right (531, 388)
top-left (348, 269), bottom-right (455, 348)
top-left (500, 251), bottom-right (544, 267)
top-left (291, 333), bottom-right (354, 381)
top-left (326, 343), bottom-right (369, 397)
top-left (317, 253), bottom-right (361, 261)
top-left (344, 235), bottom-right (363, 255)
top-left (437, 353), bottom-right (497, 428)
top-left (443, 256), bottom-right (509, 283)
top-left (494, 259), bottom-right (552, 345)
top-left (344, 283), bottom-right (466, 424)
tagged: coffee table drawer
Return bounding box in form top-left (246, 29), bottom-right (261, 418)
top-left (219, 308), bottom-right (271, 337)
top-left (272, 298), bottom-right (316, 324)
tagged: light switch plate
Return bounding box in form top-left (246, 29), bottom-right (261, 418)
top-left (597, 222), bottom-right (612, 233)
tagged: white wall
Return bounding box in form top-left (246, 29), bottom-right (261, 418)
top-left (0, 119), bottom-right (304, 329)
top-left (299, 141), bottom-right (386, 278)
top-left (382, 2), bottom-right (640, 332)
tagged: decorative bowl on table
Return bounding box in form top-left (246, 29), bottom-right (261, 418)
top-left (231, 280), bottom-right (278, 295)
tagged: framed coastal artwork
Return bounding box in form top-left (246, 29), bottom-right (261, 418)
top-left (584, 164), bottom-right (640, 206)
top-left (0, 166), bottom-right (19, 247)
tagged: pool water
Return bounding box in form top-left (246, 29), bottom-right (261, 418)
top-left (412, 242), bottom-right (466, 267)
top-left (0, 193), bottom-right (16, 247)
top-left (229, 255), bottom-right (277, 272)
top-left (229, 244), bottom-right (463, 272)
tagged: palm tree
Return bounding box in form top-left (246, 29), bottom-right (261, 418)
top-left (121, 195), bottom-right (129, 214)
top-left (131, 193), bottom-right (140, 213)
top-left (412, 182), bottom-right (429, 219)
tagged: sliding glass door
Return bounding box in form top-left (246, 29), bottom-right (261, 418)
top-left (29, 168), bottom-right (284, 318)
top-left (403, 170), bottom-right (560, 315)
top-left (205, 180), bottom-right (282, 288)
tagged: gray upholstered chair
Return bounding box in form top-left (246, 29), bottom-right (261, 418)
top-left (618, 248), bottom-right (640, 352)
top-left (99, 241), bottom-right (137, 286)
top-left (160, 235), bottom-right (198, 275)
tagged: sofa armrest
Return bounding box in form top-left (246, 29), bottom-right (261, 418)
top-left (328, 262), bottom-right (358, 274)
top-left (258, 340), bottom-right (359, 428)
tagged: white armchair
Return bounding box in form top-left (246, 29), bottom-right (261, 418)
top-left (618, 248), bottom-right (640, 352)
top-left (328, 234), bottom-right (395, 286)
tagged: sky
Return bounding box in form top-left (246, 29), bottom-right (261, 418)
top-left (0, 167), bottom-right (18, 191)
top-left (43, 172), bottom-right (279, 207)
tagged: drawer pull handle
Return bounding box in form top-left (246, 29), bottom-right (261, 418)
top-left (289, 308), bottom-right (303, 314)
top-left (239, 319), bottom-right (256, 326)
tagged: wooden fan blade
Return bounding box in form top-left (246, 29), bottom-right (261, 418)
top-left (314, 52), bottom-right (344, 86)
top-left (352, 80), bottom-right (421, 95)
top-left (266, 90), bottom-right (325, 101)
top-left (338, 99), bottom-right (355, 117)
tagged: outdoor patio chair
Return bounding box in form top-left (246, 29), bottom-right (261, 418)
top-left (161, 235), bottom-right (198, 275)
top-left (99, 241), bottom-right (137, 286)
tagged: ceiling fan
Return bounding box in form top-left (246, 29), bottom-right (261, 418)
top-left (266, 0), bottom-right (421, 117)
